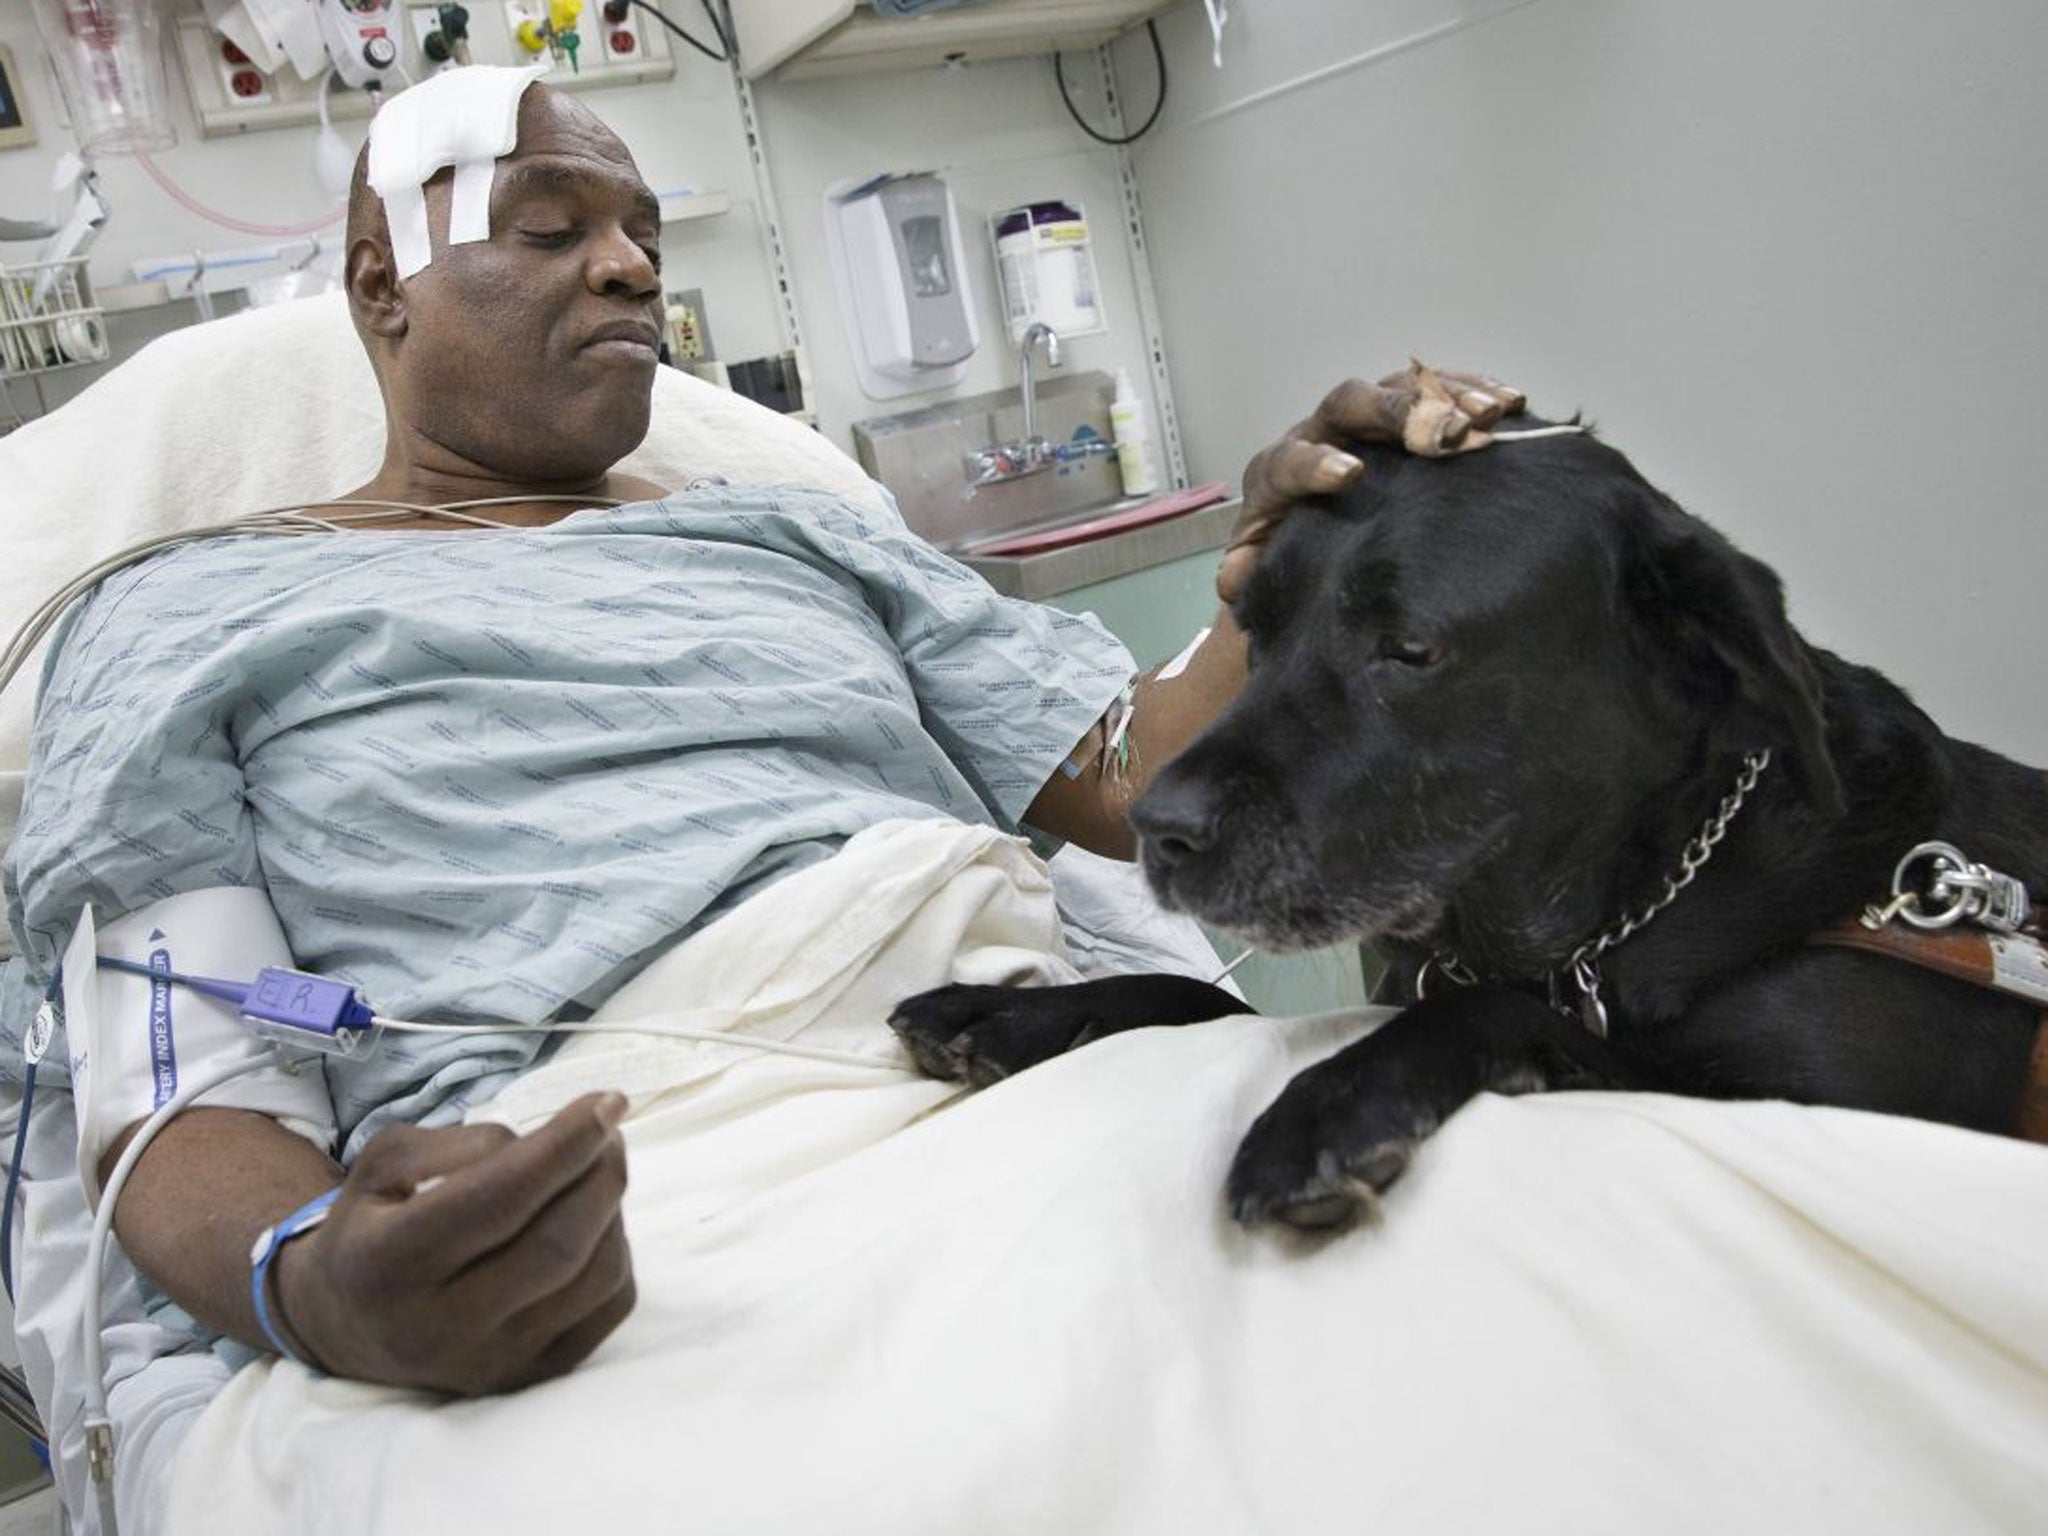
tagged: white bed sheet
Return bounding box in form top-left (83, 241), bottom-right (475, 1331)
top-left (7, 830), bottom-right (1228, 1536)
top-left (161, 820), bottom-right (2048, 1536)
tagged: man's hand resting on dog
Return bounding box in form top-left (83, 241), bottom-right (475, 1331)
top-left (1219, 364), bottom-right (1526, 603)
top-left (1022, 363), bottom-right (1523, 858)
top-left (102, 1093), bottom-right (634, 1397)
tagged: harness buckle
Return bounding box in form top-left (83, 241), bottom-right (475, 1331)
top-left (1887, 841), bottom-right (2033, 935)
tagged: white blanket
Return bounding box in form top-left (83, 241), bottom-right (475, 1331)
top-left (163, 821), bottom-right (2048, 1535)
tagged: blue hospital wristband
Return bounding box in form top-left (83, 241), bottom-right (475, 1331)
top-left (248, 1187), bottom-right (342, 1368)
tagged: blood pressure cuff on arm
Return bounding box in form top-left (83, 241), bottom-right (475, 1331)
top-left (60, 888), bottom-right (338, 1209)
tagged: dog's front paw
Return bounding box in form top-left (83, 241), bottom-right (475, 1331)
top-left (887, 983), bottom-right (1104, 1088)
top-left (1226, 1061), bottom-right (1438, 1232)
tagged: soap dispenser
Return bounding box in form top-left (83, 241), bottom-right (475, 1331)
top-left (1109, 368), bottom-right (1162, 499)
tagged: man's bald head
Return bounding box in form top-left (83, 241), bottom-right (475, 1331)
top-left (342, 78), bottom-right (665, 489)
top-left (345, 82), bottom-right (628, 262)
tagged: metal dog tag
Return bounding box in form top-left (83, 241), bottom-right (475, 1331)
top-left (1570, 957), bottom-right (1610, 1039)
top-left (1579, 990), bottom-right (1609, 1039)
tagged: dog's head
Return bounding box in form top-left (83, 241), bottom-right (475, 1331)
top-left (1133, 422), bottom-right (1843, 966)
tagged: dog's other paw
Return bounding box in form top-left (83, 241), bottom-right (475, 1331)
top-left (1225, 1061), bottom-right (1439, 1232)
top-left (887, 983), bottom-right (1106, 1088)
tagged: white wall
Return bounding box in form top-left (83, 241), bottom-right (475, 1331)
top-left (1124, 0), bottom-right (2048, 766)
top-left (0, 5), bottom-right (1169, 464)
top-left (752, 55), bottom-right (1165, 452)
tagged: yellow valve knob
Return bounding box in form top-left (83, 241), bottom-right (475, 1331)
top-left (515, 17), bottom-right (549, 52)
top-left (549, 0), bottom-right (583, 30)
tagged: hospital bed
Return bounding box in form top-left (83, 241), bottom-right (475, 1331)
top-left (0, 296), bottom-right (2044, 1535)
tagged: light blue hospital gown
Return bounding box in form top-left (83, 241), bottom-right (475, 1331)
top-left (3, 485), bottom-right (1133, 1160)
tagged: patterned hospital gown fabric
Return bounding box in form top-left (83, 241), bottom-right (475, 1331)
top-left (4, 486), bottom-right (1133, 1159)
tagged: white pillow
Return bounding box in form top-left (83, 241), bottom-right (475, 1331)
top-left (0, 290), bottom-right (884, 848)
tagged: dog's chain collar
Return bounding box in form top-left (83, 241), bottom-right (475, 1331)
top-left (1419, 749), bottom-right (1774, 1038)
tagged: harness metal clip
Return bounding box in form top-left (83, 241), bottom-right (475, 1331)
top-left (1887, 841), bottom-right (2032, 934)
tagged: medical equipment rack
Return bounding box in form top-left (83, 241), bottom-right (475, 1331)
top-left (0, 256), bottom-right (105, 379)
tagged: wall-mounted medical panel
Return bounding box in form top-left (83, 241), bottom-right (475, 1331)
top-left (735, 0), bottom-right (1178, 82)
top-left (173, 5), bottom-right (673, 140)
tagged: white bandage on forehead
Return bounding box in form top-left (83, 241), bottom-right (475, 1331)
top-left (366, 64), bottom-right (548, 279)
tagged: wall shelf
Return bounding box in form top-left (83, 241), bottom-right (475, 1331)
top-left (659, 189), bottom-right (733, 224)
top-left (734, 0), bottom-right (1176, 82)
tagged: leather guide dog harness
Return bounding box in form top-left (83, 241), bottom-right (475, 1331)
top-left (1425, 792), bottom-right (2048, 1144)
top-left (1812, 840), bottom-right (2048, 1144)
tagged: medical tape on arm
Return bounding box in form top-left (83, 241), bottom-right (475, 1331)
top-left (60, 890), bottom-right (338, 1210)
top-left (1155, 626), bottom-right (1211, 682)
top-left (366, 64), bottom-right (546, 279)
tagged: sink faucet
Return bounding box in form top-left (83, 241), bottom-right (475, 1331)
top-left (966, 323), bottom-right (1068, 488)
top-left (1018, 321), bottom-right (1060, 447)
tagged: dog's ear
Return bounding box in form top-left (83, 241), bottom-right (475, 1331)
top-left (1622, 500), bottom-right (1845, 818)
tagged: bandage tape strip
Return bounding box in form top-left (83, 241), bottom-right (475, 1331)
top-left (365, 64), bottom-right (546, 279)
top-left (248, 1186), bottom-right (343, 1369)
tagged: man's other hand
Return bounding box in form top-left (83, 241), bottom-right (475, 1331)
top-left (278, 1091), bottom-right (635, 1396)
top-left (1219, 365), bottom-right (1525, 603)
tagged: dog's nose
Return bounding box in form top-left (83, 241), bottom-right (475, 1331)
top-left (1130, 777), bottom-right (1221, 864)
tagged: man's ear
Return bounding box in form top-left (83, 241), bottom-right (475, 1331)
top-left (345, 236), bottom-right (407, 340)
top-left (1622, 498), bottom-right (1845, 818)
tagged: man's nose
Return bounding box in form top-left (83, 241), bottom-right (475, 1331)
top-left (590, 231), bottom-right (660, 298)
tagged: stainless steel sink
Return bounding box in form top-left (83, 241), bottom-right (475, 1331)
top-left (851, 369), bottom-right (1124, 550)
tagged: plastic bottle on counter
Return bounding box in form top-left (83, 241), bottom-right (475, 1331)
top-left (1109, 368), bottom-right (1162, 499)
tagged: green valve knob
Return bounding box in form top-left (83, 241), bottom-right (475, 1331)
top-left (562, 29), bottom-right (581, 72)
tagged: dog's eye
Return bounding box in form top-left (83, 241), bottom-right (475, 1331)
top-left (1377, 637), bottom-right (1443, 669)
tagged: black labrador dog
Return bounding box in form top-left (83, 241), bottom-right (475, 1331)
top-left (891, 419), bottom-right (2048, 1229)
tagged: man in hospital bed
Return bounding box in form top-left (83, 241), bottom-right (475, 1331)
top-left (1, 72), bottom-right (1514, 1406)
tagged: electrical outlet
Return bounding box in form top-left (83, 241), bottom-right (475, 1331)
top-left (665, 287), bottom-right (713, 362)
top-left (595, 5), bottom-right (645, 66)
top-left (666, 304), bottom-right (702, 361)
top-left (214, 34), bottom-right (274, 106)
top-left (175, 17), bottom-right (378, 137)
